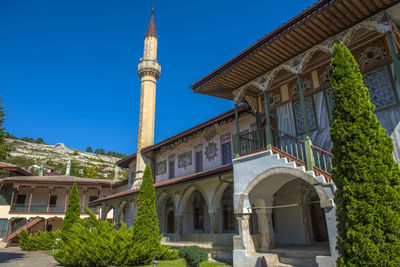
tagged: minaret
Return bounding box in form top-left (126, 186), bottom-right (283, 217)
top-left (134, 8), bottom-right (161, 188)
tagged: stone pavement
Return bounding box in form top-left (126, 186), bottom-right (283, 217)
top-left (0, 246), bottom-right (59, 266)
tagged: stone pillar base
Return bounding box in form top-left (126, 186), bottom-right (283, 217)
top-left (316, 255), bottom-right (336, 267)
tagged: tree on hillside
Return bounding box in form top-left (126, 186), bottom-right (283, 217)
top-left (35, 137), bottom-right (45, 144)
top-left (94, 148), bottom-right (105, 155)
top-left (62, 183), bottom-right (81, 238)
top-left (331, 42), bottom-right (400, 266)
top-left (0, 96), bottom-right (10, 161)
top-left (85, 147), bottom-right (93, 153)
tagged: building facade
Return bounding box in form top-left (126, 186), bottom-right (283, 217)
top-left (89, 1), bottom-right (400, 266)
top-left (0, 175), bottom-right (127, 245)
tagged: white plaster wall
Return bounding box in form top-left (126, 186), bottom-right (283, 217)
top-left (273, 179), bottom-right (307, 244)
top-left (154, 113), bottom-right (255, 183)
top-left (0, 205), bottom-right (10, 218)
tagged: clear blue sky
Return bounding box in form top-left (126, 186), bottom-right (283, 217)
top-left (1, 0), bottom-right (315, 155)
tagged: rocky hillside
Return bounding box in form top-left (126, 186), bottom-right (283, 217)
top-left (6, 139), bottom-right (126, 177)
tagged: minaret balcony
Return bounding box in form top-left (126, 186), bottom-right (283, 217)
top-left (138, 58), bottom-right (161, 79)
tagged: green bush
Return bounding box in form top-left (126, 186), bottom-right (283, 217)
top-left (179, 246), bottom-right (208, 267)
top-left (19, 229), bottom-right (61, 251)
top-left (53, 207), bottom-right (177, 266)
top-left (331, 42), bottom-right (400, 266)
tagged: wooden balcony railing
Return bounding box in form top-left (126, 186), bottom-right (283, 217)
top-left (234, 127), bottom-right (334, 180)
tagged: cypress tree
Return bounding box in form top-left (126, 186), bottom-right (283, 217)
top-left (0, 96), bottom-right (10, 161)
top-left (62, 183), bottom-right (81, 235)
top-left (331, 42), bottom-right (400, 266)
top-left (130, 164), bottom-right (161, 264)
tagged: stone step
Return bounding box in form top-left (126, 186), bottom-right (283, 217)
top-left (280, 256), bottom-right (317, 266)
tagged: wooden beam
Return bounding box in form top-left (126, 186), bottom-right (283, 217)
top-left (343, 0), bottom-right (367, 17)
top-left (329, 6), bottom-right (352, 26)
top-left (284, 33), bottom-right (308, 49)
top-left (324, 9), bottom-right (346, 30)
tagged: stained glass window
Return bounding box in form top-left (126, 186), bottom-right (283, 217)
top-left (222, 142), bottom-right (232, 165)
top-left (195, 151), bottom-right (203, 172)
top-left (294, 96), bottom-right (317, 134)
top-left (364, 66), bottom-right (396, 109)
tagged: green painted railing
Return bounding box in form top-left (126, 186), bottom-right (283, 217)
top-left (10, 219), bottom-right (26, 233)
top-left (29, 205), bottom-right (47, 212)
top-left (10, 204), bottom-right (29, 211)
top-left (235, 127), bottom-right (334, 178)
top-left (49, 205), bottom-right (65, 212)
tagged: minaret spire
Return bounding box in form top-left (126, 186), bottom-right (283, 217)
top-left (145, 7), bottom-right (157, 39)
top-left (133, 8), bottom-right (161, 188)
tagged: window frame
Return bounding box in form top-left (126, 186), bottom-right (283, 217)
top-left (292, 95), bottom-right (318, 136)
top-left (362, 61), bottom-right (399, 112)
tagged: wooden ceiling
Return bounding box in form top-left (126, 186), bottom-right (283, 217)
top-left (190, 0), bottom-right (400, 100)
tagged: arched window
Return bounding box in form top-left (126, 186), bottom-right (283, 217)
top-left (221, 186), bottom-right (235, 231)
top-left (193, 192), bottom-right (205, 230)
top-left (165, 198), bottom-right (175, 233)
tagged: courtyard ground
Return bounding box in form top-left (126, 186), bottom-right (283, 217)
top-left (0, 247), bottom-right (231, 267)
top-left (0, 246), bottom-right (60, 267)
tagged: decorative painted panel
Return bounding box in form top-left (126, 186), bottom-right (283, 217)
top-left (319, 65), bottom-right (332, 85)
top-left (293, 96), bottom-right (317, 134)
top-left (178, 151), bottom-right (193, 168)
top-left (290, 79), bottom-right (313, 98)
top-left (268, 88), bottom-right (281, 106)
top-left (205, 142), bottom-right (218, 161)
top-left (364, 66), bottom-right (396, 109)
top-left (357, 46), bottom-right (388, 69)
top-left (155, 160), bottom-right (166, 175)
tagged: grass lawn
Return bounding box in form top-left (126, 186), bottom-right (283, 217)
top-left (139, 258), bottom-right (231, 267)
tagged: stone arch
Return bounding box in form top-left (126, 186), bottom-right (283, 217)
top-left (237, 167), bottom-right (332, 214)
top-left (177, 185), bottom-right (210, 214)
top-left (210, 182), bottom-right (231, 213)
top-left (178, 186), bottom-right (211, 233)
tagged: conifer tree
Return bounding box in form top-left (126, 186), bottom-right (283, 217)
top-left (130, 164), bottom-right (161, 264)
top-left (62, 183), bottom-right (81, 235)
top-left (0, 96), bottom-right (10, 161)
top-left (331, 42), bottom-right (400, 266)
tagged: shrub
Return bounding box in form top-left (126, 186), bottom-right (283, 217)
top-left (19, 229), bottom-right (61, 251)
top-left (61, 182), bottom-right (80, 238)
top-left (179, 246), bottom-right (208, 267)
top-left (53, 208), bottom-right (177, 266)
top-left (331, 42), bottom-right (400, 266)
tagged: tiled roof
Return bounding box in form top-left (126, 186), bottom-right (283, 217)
top-left (0, 162), bottom-right (33, 176)
top-left (91, 164), bottom-right (233, 204)
top-left (0, 175), bottom-right (117, 186)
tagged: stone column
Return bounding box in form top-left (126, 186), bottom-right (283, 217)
top-left (175, 213), bottom-right (184, 241)
top-left (234, 214), bottom-right (255, 252)
top-left (209, 212), bottom-right (217, 234)
top-left (46, 188), bottom-right (52, 213)
top-left (27, 187), bottom-right (33, 212)
top-left (324, 206), bottom-right (338, 261)
top-left (64, 188), bottom-right (69, 213)
top-left (256, 210), bottom-right (273, 252)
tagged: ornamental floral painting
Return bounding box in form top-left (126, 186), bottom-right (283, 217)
top-left (155, 160), bottom-right (166, 175)
top-left (205, 141), bottom-right (218, 161)
top-left (178, 151), bottom-right (192, 168)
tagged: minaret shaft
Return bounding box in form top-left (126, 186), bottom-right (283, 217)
top-left (133, 11), bottom-right (160, 188)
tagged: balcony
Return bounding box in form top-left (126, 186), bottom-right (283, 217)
top-left (10, 204), bottom-right (98, 214)
top-left (234, 127), bottom-right (334, 179)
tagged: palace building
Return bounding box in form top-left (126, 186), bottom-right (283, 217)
top-left (90, 1), bottom-right (400, 266)
top-left (1, 0), bottom-right (399, 266)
